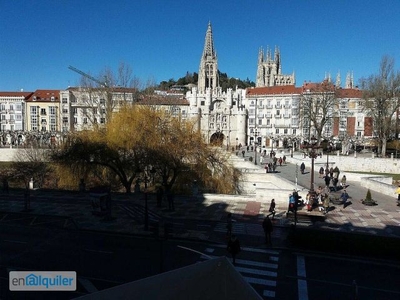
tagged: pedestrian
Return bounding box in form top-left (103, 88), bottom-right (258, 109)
top-left (156, 186), bottom-right (163, 207)
top-left (324, 174), bottom-right (331, 188)
top-left (341, 189), bottom-right (350, 208)
top-left (268, 199), bottom-right (276, 219)
top-left (300, 162), bottom-right (305, 174)
top-left (262, 216), bottom-right (273, 245)
top-left (241, 150), bottom-right (245, 157)
top-left (278, 157), bottom-right (283, 166)
top-left (226, 213), bottom-right (233, 238)
top-left (283, 155), bottom-right (286, 164)
top-left (395, 184), bottom-right (400, 206)
top-left (341, 175), bottom-right (347, 188)
top-left (329, 167), bottom-right (334, 179)
top-left (227, 235), bottom-right (241, 265)
top-left (288, 194), bottom-right (295, 213)
top-left (319, 167), bottom-right (324, 178)
top-left (332, 177), bottom-right (339, 192)
top-left (260, 155), bottom-right (263, 164)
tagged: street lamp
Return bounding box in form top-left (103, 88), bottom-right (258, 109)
top-left (303, 136), bottom-right (320, 195)
top-left (254, 131), bottom-right (258, 165)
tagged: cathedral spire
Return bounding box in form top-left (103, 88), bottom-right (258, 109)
top-left (198, 22), bottom-right (219, 93)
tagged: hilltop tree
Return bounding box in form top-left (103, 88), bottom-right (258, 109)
top-left (360, 55), bottom-right (400, 156)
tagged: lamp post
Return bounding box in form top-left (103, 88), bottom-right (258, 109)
top-left (254, 131), bottom-right (258, 165)
top-left (303, 136), bottom-right (320, 195)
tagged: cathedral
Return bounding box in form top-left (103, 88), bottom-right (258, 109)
top-left (186, 22), bottom-right (297, 149)
top-left (185, 22), bottom-right (365, 150)
top-left (186, 22), bottom-right (247, 149)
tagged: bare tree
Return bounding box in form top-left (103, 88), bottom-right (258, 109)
top-left (360, 56), bottom-right (400, 156)
top-left (300, 80), bottom-right (339, 144)
top-left (75, 62), bottom-right (139, 128)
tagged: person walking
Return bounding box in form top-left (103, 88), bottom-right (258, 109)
top-left (268, 199), bottom-right (276, 219)
top-left (227, 235), bottom-right (241, 265)
top-left (262, 216), bottom-right (273, 245)
top-left (341, 190), bottom-right (350, 209)
top-left (278, 157), bottom-right (283, 166)
top-left (341, 175), bottom-right (347, 188)
top-left (300, 162), bottom-right (305, 174)
top-left (324, 174), bottom-right (331, 188)
top-left (319, 167), bottom-right (325, 178)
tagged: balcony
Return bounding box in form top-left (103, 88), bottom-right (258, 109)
top-left (274, 114), bottom-right (282, 118)
top-left (266, 105), bottom-right (273, 109)
top-left (275, 104), bottom-right (282, 109)
top-left (283, 114), bottom-right (291, 118)
top-left (265, 113), bottom-right (272, 118)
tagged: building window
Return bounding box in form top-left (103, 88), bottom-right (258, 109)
top-left (201, 101), bottom-right (205, 106)
top-left (100, 118), bottom-right (105, 124)
top-left (49, 106), bottom-right (56, 115)
top-left (62, 109), bottom-right (68, 114)
top-left (74, 117), bottom-right (78, 124)
top-left (258, 119), bottom-right (263, 125)
top-left (63, 117), bottom-right (68, 124)
top-left (83, 118), bottom-right (88, 124)
top-left (100, 98), bottom-right (105, 105)
top-left (249, 119), bottom-right (255, 125)
top-left (275, 128), bottom-right (279, 134)
top-left (293, 129), bottom-right (296, 135)
top-left (284, 129), bottom-right (288, 134)
top-left (62, 97), bottom-right (68, 104)
top-left (40, 108), bottom-right (46, 115)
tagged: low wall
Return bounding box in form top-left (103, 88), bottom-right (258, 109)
top-left (284, 152), bottom-right (398, 198)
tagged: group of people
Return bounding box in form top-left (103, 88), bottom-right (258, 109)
top-left (263, 153), bottom-right (286, 173)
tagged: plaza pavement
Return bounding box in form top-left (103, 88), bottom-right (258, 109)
top-left (0, 150), bottom-right (399, 249)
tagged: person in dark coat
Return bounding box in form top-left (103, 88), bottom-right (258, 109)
top-left (262, 216), bottom-right (273, 245)
top-left (227, 235), bottom-right (241, 264)
top-left (300, 162), bottom-right (305, 174)
top-left (268, 199), bottom-right (276, 219)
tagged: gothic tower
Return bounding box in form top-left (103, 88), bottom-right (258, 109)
top-left (197, 22), bottom-right (219, 93)
top-left (256, 46), bottom-right (295, 87)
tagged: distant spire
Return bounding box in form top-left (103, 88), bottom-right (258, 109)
top-left (336, 71), bottom-right (341, 88)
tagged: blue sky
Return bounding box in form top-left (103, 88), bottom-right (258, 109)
top-left (1, 0), bottom-right (400, 91)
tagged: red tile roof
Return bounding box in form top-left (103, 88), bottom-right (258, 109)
top-left (247, 85), bottom-right (302, 96)
top-left (26, 90), bottom-right (60, 102)
top-left (336, 88), bottom-right (363, 98)
top-left (0, 91), bottom-right (33, 98)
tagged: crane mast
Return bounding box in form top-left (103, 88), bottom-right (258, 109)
top-left (68, 65), bottom-right (108, 87)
